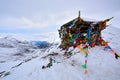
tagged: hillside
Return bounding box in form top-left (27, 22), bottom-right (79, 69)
top-left (0, 26), bottom-right (120, 80)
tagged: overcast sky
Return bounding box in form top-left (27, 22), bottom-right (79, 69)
top-left (0, 0), bottom-right (120, 33)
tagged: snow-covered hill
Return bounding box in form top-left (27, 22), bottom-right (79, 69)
top-left (0, 35), bottom-right (54, 62)
top-left (0, 26), bottom-right (120, 80)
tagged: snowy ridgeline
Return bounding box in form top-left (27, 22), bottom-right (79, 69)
top-left (0, 34), bottom-right (59, 63)
top-left (0, 26), bottom-right (120, 80)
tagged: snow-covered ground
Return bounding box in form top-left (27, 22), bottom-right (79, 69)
top-left (0, 26), bottom-right (120, 80)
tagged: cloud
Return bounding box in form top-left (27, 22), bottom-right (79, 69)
top-left (0, 17), bottom-right (42, 29)
top-left (0, 10), bottom-right (120, 33)
top-left (0, 11), bottom-right (77, 30)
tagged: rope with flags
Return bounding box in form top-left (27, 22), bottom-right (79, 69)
top-left (42, 16), bottom-right (120, 74)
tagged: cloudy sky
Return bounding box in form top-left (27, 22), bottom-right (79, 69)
top-left (0, 0), bottom-right (120, 33)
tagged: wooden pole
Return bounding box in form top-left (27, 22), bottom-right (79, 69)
top-left (78, 11), bottom-right (80, 18)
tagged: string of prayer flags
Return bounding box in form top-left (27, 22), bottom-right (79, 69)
top-left (43, 12), bottom-right (119, 75)
top-left (58, 15), bottom-right (119, 74)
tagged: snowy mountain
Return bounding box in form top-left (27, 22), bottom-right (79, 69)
top-left (0, 26), bottom-right (120, 80)
top-left (0, 35), bottom-right (54, 62)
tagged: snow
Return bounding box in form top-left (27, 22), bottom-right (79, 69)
top-left (0, 26), bottom-right (120, 80)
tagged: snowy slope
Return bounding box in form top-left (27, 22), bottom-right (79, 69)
top-left (0, 26), bottom-right (120, 80)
